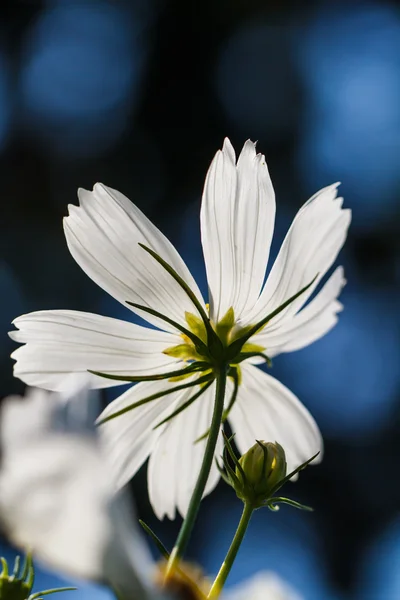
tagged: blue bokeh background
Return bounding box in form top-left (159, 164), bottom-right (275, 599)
top-left (1, 1), bottom-right (400, 598)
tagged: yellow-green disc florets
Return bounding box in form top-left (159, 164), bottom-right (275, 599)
top-left (163, 307), bottom-right (268, 375)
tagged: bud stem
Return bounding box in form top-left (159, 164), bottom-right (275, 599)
top-left (165, 364), bottom-right (228, 579)
top-left (207, 502), bottom-right (254, 599)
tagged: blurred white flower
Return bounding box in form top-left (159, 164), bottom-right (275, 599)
top-left (226, 571), bottom-right (302, 600)
top-left (10, 138), bottom-right (350, 519)
top-left (0, 377), bottom-right (155, 600)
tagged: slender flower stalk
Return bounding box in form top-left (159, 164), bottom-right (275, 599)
top-left (208, 502), bottom-right (253, 599)
top-left (9, 138), bottom-right (351, 520)
top-left (166, 365), bottom-right (228, 577)
top-left (207, 436), bottom-right (317, 598)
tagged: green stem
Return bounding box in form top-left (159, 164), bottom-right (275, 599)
top-left (208, 502), bottom-right (254, 599)
top-left (165, 364), bottom-right (228, 577)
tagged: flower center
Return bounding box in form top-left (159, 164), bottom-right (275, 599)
top-left (155, 560), bottom-right (209, 600)
top-left (162, 307), bottom-right (267, 371)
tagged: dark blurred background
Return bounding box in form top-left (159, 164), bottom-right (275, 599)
top-left (1, 0), bottom-right (400, 598)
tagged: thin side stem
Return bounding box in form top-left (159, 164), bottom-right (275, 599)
top-left (207, 503), bottom-right (254, 599)
top-left (165, 364), bottom-right (228, 578)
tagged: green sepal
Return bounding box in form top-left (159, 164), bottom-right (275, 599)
top-left (139, 520), bottom-right (170, 559)
top-left (30, 589), bottom-right (76, 600)
top-left (152, 379), bottom-right (213, 429)
top-left (215, 307), bottom-right (235, 346)
top-left (215, 458), bottom-right (233, 487)
top-left (138, 244), bottom-right (222, 354)
top-left (97, 372), bottom-right (212, 425)
top-left (222, 431), bottom-right (246, 482)
top-left (234, 352), bottom-right (272, 367)
top-left (185, 312), bottom-right (208, 345)
top-left (0, 554), bottom-right (75, 600)
top-left (268, 451), bottom-right (320, 497)
top-left (226, 276), bottom-right (317, 360)
top-left (126, 301), bottom-right (208, 356)
top-left (266, 497), bottom-right (314, 512)
top-left (88, 361), bottom-right (209, 384)
top-left (163, 344), bottom-right (198, 360)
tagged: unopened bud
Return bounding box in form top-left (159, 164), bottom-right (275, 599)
top-left (0, 554), bottom-right (75, 600)
top-left (235, 441), bottom-right (287, 507)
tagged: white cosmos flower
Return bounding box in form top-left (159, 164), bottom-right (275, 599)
top-left (9, 138), bottom-right (351, 520)
top-left (0, 377), bottom-right (156, 600)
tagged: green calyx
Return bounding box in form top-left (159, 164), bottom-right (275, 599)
top-left (0, 554), bottom-right (75, 600)
top-left (162, 307), bottom-right (272, 370)
top-left (218, 432), bottom-right (319, 511)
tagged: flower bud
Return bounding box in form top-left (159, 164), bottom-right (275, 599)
top-left (235, 441), bottom-right (287, 507)
top-left (0, 554), bottom-right (74, 600)
top-left (0, 555), bottom-right (33, 600)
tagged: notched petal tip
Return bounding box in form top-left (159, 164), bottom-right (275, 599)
top-left (8, 330), bottom-right (20, 343)
top-left (76, 187), bottom-right (91, 202)
top-left (92, 182), bottom-right (113, 197)
top-left (64, 203), bottom-right (80, 221)
top-left (222, 137), bottom-right (236, 162)
top-left (239, 139), bottom-right (257, 161)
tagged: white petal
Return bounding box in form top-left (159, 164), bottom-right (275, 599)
top-left (200, 139), bottom-right (275, 322)
top-left (242, 184), bottom-right (351, 328)
top-left (0, 385), bottom-right (154, 596)
top-left (10, 310), bottom-right (181, 391)
top-left (0, 436), bottom-right (110, 580)
top-left (229, 364), bottom-right (322, 474)
top-left (253, 266), bottom-right (346, 356)
top-left (147, 380), bottom-right (224, 520)
top-left (98, 379), bottom-right (185, 491)
top-left (200, 139), bottom-right (237, 322)
top-left (1, 388), bottom-right (57, 449)
top-left (233, 141), bottom-right (276, 316)
top-left (64, 183), bottom-right (205, 331)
